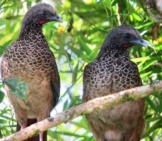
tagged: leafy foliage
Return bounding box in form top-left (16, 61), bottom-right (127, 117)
top-left (3, 78), bottom-right (28, 102)
top-left (0, 0), bottom-right (162, 140)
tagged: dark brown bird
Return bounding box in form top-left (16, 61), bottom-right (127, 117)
top-left (83, 26), bottom-right (147, 141)
top-left (1, 3), bottom-right (61, 141)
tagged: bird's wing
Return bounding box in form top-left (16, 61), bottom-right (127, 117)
top-left (50, 61), bottom-right (60, 107)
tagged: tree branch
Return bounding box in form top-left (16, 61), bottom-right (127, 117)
top-left (1, 81), bottom-right (162, 141)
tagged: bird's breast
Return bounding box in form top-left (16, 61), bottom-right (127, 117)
top-left (2, 40), bottom-right (55, 80)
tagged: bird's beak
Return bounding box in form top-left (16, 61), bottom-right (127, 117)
top-left (49, 15), bottom-right (62, 22)
top-left (130, 39), bottom-right (148, 47)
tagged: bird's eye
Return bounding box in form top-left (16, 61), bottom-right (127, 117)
top-left (42, 11), bottom-right (47, 16)
top-left (124, 33), bottom-right (131, 39)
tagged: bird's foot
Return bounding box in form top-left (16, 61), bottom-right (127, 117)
top-left (21, 124), bottom-right (26, 130)
top-left (39, 132), bottom-right (43, 141)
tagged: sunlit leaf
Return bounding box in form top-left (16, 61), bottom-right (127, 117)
top-left (3, 78), bottom-right (28, 102)
top-left (0, 91), bottom-right (5, 103)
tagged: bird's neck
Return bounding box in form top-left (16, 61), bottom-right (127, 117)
top-left (97, 46), bottom-right (129, 60)
top-left (19, 22), bottom-right (44, 39)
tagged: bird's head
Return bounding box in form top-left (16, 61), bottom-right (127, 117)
top-left (22, 3), bottom-right (61, 27)
top-left (105, 25), bottom-right (147, 49)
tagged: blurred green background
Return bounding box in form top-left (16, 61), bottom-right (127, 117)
top-left (0, 0), bottom-right (162, 140)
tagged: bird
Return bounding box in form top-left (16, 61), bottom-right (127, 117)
top-left (1, 3), bottom-right (61, 141)
top-left (82, 25), bottom-right (147, 141)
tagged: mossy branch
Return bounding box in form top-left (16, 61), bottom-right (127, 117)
top-left (1, 81), bottom-right (162, 141)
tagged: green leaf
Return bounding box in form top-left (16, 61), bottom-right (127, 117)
top-left (111, 0), bottom-right (119, 6)
top-left (78, 36), bottom-right (91, 55)
top-left (146, 97), bottom-right (158, 112)
top-left (0, 91), bottom-right (5, 103)
top-left (3, 78), bottom-right (28, 102)
top-left (0, 119), bottom-right (7, 124)
top-left (72, 61), bottom-right (79, 83)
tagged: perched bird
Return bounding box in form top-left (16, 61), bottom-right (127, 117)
top-left (1, 3), bottom-right (61, 141)
top-left (83, 26), bottom-right (147, 141)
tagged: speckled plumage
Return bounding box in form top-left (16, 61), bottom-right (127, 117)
top-left (83, 26), bottom-right (145, 141)
top-left (1, 3), bottom-right (61, 141)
